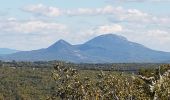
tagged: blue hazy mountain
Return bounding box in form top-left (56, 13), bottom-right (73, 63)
top-left (78, 34), bottom-right (170, 63)
top-left (1, 34), bottom-right (170, 63)
top-left (1, 39), bottom-right (92, 62)
top-left (0, 48), bottom-right (19, 55)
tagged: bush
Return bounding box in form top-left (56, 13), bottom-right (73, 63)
top-left (50, 64), bottom-right (170, 99)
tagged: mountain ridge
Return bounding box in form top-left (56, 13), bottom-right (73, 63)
top-left (0, 48), bottom-right (19, 55)
top-left (1, 33), bottom-right (170, 63)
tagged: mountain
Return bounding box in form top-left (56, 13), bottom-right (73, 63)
top-left (78, 34), bottom-right (170, 62)
top-left (0, 48), bottom-right (19, 55)
top-left (1, 34), bottom-right (170, 63)
top-left (1, 40), bottom-right (91, 62)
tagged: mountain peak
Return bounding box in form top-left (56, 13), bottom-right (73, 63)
top-left (98, 33), bottom-right (127, 41)
top-left (57, 39), bottom-right (69, 44)
top-left (47, 39), bottom-right (71, 50)
top-left (84, 33), bottom-right (128, 47)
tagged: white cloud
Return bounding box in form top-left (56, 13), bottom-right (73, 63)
top-left (70, 24), bottom-right (123, 44)
top-left (66, 5), bottom-right (124, 16)
top-left (146, 30), bottom-right (170, 45)
top-left (22, 4), bottom-right (149, 18)
top-left (66, 8), bottom-right (94, 16)
top-left (22, 4), bottom-right (142, 17)
top-left (94, 24), bottom-right (123, 34)
top-left (0, 18), bottom-right (69, 50)
top-left (7, 17), bottom-right (17, 21)
top-left (0, 19), bottom-right (66, 34)
top-left (117, 28), bottom-right (170, 52)
top-left (2, 4), bottom-right (170, 51)
top-left (74, 22), bottom-right (170, 52)
top-left (22, 4), bottom-right (170, 26)
top-left (0, 17), bottom-right (170, 51)
top-left (23, 4), bottom-right (62, 17)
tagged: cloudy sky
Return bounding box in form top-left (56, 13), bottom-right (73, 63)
top-left (0, 0), bottom-right (170, 51)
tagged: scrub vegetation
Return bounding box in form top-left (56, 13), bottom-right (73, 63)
top-left (0, 61), bottom-right (169, 100)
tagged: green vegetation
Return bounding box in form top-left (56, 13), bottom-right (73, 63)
top-left (0, 67), bottom-right (55, 99)
top-left (50, 64), bottom-right (170, 100)
top-left (0, 61), bottom-right (169, 99)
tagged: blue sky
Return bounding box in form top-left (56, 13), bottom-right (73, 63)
top-left (0, 0), bottom-right (170, 51)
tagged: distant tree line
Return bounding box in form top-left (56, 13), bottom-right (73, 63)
top-left (0, 60), bottom-right (163, 73)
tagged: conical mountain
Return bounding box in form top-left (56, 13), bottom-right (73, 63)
top-left (80, 34), bottom-right (135, 50)
top-left (1, 34), bottom-right (170, 63)
top-left (79, 34), bottom-right (170, 62)
top-left (47, 39), bottom-right (72, 50)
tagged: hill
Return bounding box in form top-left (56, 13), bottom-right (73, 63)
top-left (1, 34), bottom-right (170, 63)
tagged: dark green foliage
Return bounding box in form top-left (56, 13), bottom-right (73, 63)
top-left (0, 61), bottom-right (169, 99)
top-left (0, 67), bottom-right (56, 99)
top-left (51, 64), bottom-right (170, 100)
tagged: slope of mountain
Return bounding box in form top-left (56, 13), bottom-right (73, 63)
top-left (78, 34), bottom-right (170, 62)
top-left (1, 34), bottom-right (170, 63)
top-left (1, 40), bottom-right (92, 62)
top-left (0, 48), bottom-right (19, 55)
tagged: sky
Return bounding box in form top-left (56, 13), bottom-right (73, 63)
top-left (0, 0), bottom-right (170, 51)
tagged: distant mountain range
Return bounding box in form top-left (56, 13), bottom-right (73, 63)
top-left (0, 48), bottom-right (19, 55)
top-left (1, 34), bottom-right (170, 63)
